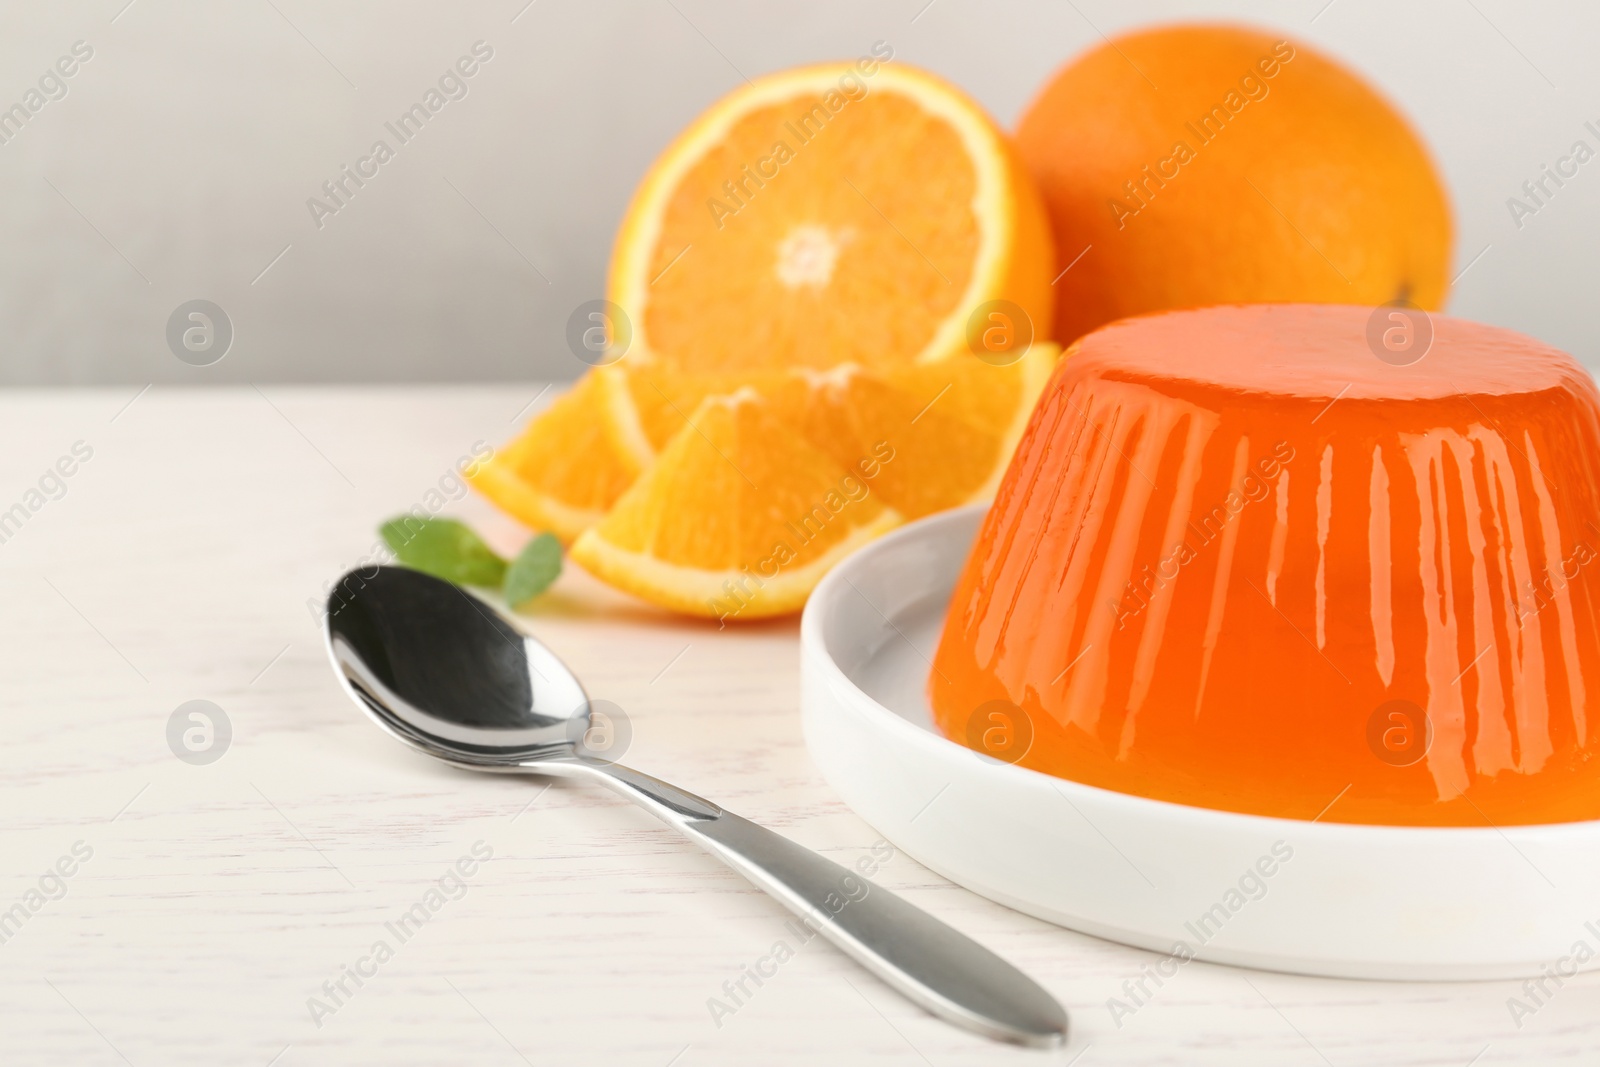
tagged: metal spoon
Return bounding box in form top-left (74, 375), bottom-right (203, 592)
top-left (321, 565), bottom-right (1067, 1047)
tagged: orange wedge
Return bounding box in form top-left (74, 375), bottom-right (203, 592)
top-left (466, 372), bottom-right (637, 544)
top-left (878, 342), bottom-right (1060, 440)
top-left (599, 342), bottom-right (1058, 478)
top-left (594, 364), bottom-right (787, 476)
top-left (765, 343), bottom-right (1060, 519)
top-left (568, 390), bottom-right (902, 620)
top-left (607, 58), bottom-right (1055, 382)
top-left (568, 345), bottom-right (1061, 617)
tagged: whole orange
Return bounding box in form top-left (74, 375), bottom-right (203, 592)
top-left (1016, 24), bottom-right (1453, 343)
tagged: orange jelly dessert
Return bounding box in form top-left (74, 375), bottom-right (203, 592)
top-left (929, 304), bottom-right (1600, 826)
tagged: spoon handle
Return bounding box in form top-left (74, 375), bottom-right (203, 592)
top-left (562, 757), bottom-right (1068, 1048)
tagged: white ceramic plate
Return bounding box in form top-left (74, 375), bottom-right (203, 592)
top-left (801, 505), bottom-right (1600, 980)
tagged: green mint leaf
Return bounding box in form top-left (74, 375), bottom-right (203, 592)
top-left (503, 531), bottom-right (563, 609)
top-left (379, 516), bottom-right (507, 587)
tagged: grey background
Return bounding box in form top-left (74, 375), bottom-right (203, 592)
top-left (0, 0), bottom-right (1593, 384)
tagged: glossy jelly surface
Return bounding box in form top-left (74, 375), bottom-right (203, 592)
top-left (930, 304), bottom-right (1600, 825)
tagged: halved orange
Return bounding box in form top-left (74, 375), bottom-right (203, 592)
top-left (607, 60), bottom-right (1055, 381)
top-left (568, 390), bottom-right (902, 620)
top-left (478, 57), bottom-right (1062, 615)
top-left (466, 372), bottom-right (637, 544)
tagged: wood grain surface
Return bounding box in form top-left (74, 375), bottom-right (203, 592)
top-left (0, 385), bottom-right (1594, 1066)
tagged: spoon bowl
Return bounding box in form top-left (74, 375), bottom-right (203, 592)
top-left (327, 565), bottom-right (589, 766)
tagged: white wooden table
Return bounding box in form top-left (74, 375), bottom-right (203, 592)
top-left (1, 385), bottom-right (1594, 1066)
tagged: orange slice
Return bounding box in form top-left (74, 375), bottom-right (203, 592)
top-left (607, 59), bottom-right (1055, 381)
top-left (879, 342), bottom-right (1060, 440)
top-left (466, 372), bottom-right (637, 544)
top-left (600, 342), bottom-right (1059, 480)
top-left (568, 390), bottom-right (901, 620)
top-left (595, 364), bottom-right (787, 476)
top-left (599, 340), bottom-right (1060, 505)
top-left (765, 343), bottom-right (1060, 519)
